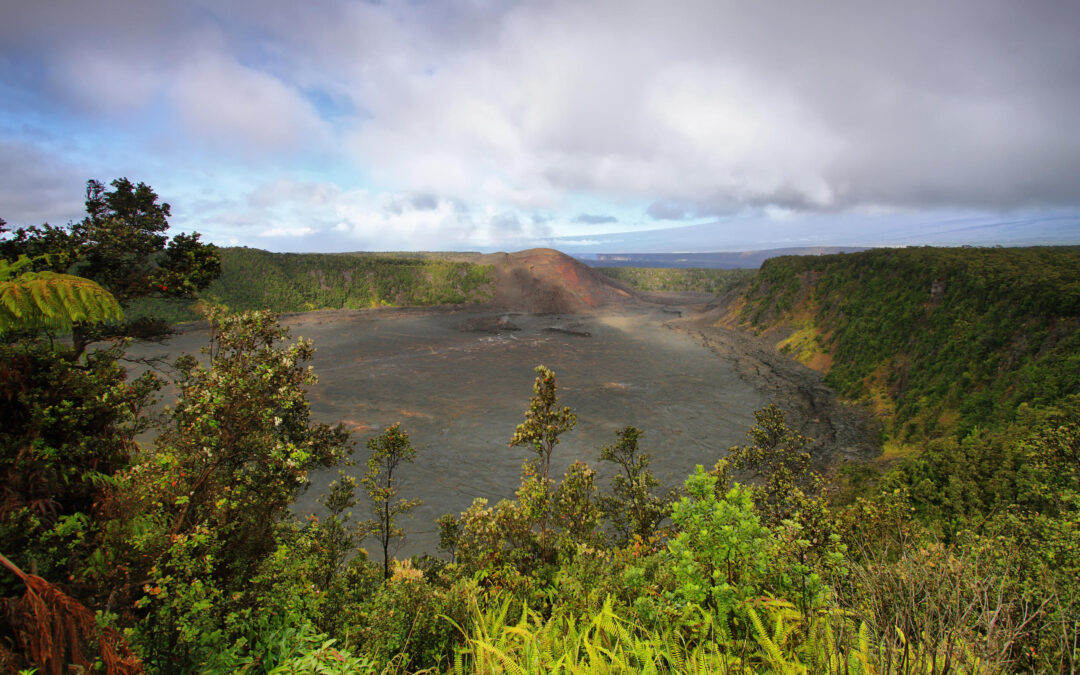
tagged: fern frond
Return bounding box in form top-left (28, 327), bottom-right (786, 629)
top-left (663, 628), bottom-right (685, 672)
top-left (747, 605), bottom-right (779, 661)
top-left (0, 552), bottom-right (142, 674)
top-left (481, 641), bottom-right (527, 675)
top-left (0, 271), bottom-right (123, 333)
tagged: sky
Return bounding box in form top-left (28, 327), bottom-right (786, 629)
top-left (1, 0), bottom-right (1078, 254)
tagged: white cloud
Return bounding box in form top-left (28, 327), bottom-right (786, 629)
top-left (184, 177), bottom-right (573, 251)
top-left (259, 225), bottom-right (319, 238)
top-left (332, 195), bottom-right (474, 250)
top-left (50, 50), bottom-right (160, 115)
top-left (553, 239), bottom-right (606, 247)
top-left (0, 140), bottom-right (88, 226)
top-left (171, 52), bottom-right (330, 156)
top-left (332, 0), bottom-right (1080, 216)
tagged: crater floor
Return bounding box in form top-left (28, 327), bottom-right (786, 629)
top-left (128, 303), bottom-right (875, 557)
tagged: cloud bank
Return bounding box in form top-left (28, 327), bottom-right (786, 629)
top-left (1, 0), bottom-right (1078, 251)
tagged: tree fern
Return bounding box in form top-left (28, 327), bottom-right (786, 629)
top-left (1, 256), bottom-right (123, 333)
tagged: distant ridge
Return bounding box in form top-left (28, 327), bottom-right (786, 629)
top-left (577, 246), bottom-right (868, 269)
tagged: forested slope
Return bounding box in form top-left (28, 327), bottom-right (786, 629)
top-left (128, 247), bottom-right (495, 321)
top-left (735, 246), bottom-right (1080, 442)
top-left (597, 266), bottom-right (755, 294)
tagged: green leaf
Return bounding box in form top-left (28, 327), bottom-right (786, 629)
top-left (0, 267), bottom-right (123, 333)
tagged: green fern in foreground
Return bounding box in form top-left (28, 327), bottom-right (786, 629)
top-left (449, 594), bottom-right (1000, 674)
top-left (0, 255), bottom-right (123, 333)
top-left (453, 595), bottom-right (750, 673)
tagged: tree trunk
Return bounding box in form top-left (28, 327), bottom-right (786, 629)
top-left (382, 499), bottom-right (391, 579)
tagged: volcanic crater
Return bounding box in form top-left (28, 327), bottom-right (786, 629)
top-left (129, 248), bottom-right (877, 557)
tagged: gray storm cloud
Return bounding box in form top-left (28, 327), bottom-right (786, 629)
top-left (337, 0), bottom-right (1080, 213)
top-left (574, 214), bottom-right (618, 225)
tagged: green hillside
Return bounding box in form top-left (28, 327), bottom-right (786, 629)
top-left (736, 246), bottom-right (1080, 442)
top-left (127, 247), bottom-right (495, 321)
top-left (597, 265), bottom-right (755, 293)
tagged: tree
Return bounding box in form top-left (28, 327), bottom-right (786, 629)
top-left (107, 309), bottom-right (351, 669)
top-left (0, 217), bottom-right (80, 275)
top-left (0, 183), bottom-right (219, 666)
top-left (727, 405), bottom-right (844, 614)
top-left (449, 496), bottom-right (536, 576)
top-left (1, 328), bottom-right (159, 607)
top-left (509, 365), bottom-right (577, 562)
top-left (598, 426), bottom-right (675, 547)
top-left (150, 308), bottom-right (349, 554)
top-left (0, 202), bottom-right (191, 667)
top-left (75, 178), bottom-right (174, 303)
top-left (311, 470), bottom-right (362, 589)
top-left (727, 403), bottom-right (818, 527)
top-left (1, 178), bottom-right (220, 356)
top-left (436, 513), bottom-right (460, 564)
top-left (552, 461), bottom-right (603, 554)
top-left (0, 254), bottom-right (132, 590)
top-left (667, 466), bottom-right (773, 620)
top-left (360, 423), bottom-right (421, 580)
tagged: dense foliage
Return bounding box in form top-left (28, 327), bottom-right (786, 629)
top-left (128, 247), bottom-right (495, 322)
top-left (597, 266), bottom-right (755, 294)
top-left (739, 246), bottom-right (1080, 441)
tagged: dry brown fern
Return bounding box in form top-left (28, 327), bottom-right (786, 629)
top-left (0, 553), bottom-right (142, 675)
